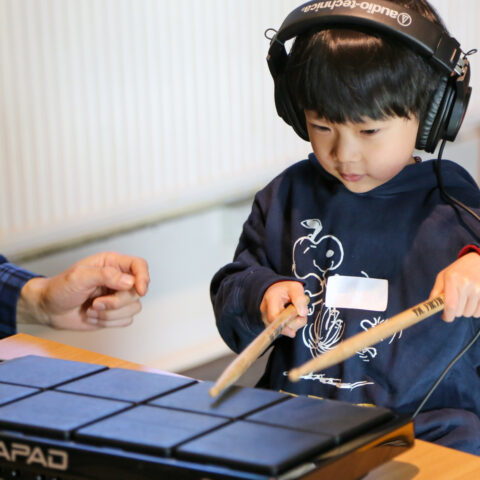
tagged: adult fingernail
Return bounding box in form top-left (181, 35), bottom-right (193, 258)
top-left (93, 303), bottom-right (106, 311)
top-left (86, 317), bottom-right (98, 325)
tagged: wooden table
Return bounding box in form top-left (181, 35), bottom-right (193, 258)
top-left (1, 333), bottom-right (479, 479)
top-left (0, 332), bottom-right (159, 371)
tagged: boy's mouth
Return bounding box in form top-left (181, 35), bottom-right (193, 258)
top-left (340, 173), bottom-right (364, 182)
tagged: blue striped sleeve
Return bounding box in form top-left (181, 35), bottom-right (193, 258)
top-left (0, 255), bottom-right (38, 339)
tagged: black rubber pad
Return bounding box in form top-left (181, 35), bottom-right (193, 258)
top-left (0, 355), bottom-right (106, 388)
top-left (246, 396), bottom-right (394, 443)
top-left (150, 381), bottom-right (288, 418)
top-left (177, 420), bottom-right (334, 475)
top-left (0, 390), bottom-right (129, 439)
top-left (57, 368), bottom-right (195, 402)
top-left (76, 405), bottom-right (228, 456)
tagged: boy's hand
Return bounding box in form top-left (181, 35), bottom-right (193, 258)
top-left (429, 252), bottom-right (480, 323)
top-left (17, 252), bottom-right (150, 330)
top-left (260, 281), bottom-right (309, 338)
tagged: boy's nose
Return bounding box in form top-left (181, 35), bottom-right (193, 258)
top-left (332, 136), bottom-right (361, 164)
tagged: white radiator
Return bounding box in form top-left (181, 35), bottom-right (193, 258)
top-left (1, 0), bottom-right (478, 258)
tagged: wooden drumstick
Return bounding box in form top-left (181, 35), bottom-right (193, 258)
top-left (288, 294), bottom-right (445, 382)
top-left (209, 295), bottom-right (310, 397)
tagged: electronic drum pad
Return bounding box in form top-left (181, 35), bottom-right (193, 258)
top-left (0, 355), bottom-right (413, 479)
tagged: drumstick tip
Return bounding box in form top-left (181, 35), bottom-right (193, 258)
top-left (209, 385), bottom-right (220, 397)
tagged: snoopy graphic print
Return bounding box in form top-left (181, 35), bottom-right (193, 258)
top-left (292, 218), bottom-right (399, 390)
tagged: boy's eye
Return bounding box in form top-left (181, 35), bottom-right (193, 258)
top-left (361, 128), bottom-right (379, 135)
top-left (312, 124), bottom-right (330, 132)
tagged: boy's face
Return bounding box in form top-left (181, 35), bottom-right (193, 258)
top-left (304, 110), bottom-right (419, 193)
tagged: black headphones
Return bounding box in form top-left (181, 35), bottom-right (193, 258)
top-left (267, 0), bottom-right (472, 153)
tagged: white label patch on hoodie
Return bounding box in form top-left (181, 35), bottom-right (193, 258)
top-left (325, 275), bottom-right (388, 312)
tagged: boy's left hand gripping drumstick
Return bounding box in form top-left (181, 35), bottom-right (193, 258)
top-left (288, 294), bottom-right (445, 382)
top-left (209, 295), bottom-right (310, 397)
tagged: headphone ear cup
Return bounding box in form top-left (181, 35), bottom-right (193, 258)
top-left (274, 75), bottom-right (310, 141)
top-left (416, 76), bottom-right (449, 153)
top-left (444, 61), bottom-right (472, 142)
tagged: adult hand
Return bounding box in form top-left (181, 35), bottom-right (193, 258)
top-left (429, 252), bottom-right (480, 322)
top-left (260, 281), bottom-right (309, 338)
top-left (17, 252), bottom-right (150, 330)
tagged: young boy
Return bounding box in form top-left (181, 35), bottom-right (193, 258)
top-left (211, 0), bottom-right (480, 454)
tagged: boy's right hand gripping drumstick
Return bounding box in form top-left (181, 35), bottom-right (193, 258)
top-left (289, 294), bottom-right (445, 382)
top-left (209, 295), bottom-right (310, 398)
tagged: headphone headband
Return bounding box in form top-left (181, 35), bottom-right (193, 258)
top-left (267, 0), bottom-right (472, 153)
top-left (268, 0), bottom-right (462, 77)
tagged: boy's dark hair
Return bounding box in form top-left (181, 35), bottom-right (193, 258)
top-left (284, 0), bottom-right (447, 124)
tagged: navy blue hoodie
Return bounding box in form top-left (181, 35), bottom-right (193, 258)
top-left (211, 154), bottom-right (480, 454)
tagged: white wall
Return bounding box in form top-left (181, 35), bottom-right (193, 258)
top-left (2, 0), bottom-right (480, 258)
top-left (0, 0), bottom-right (308, 258)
